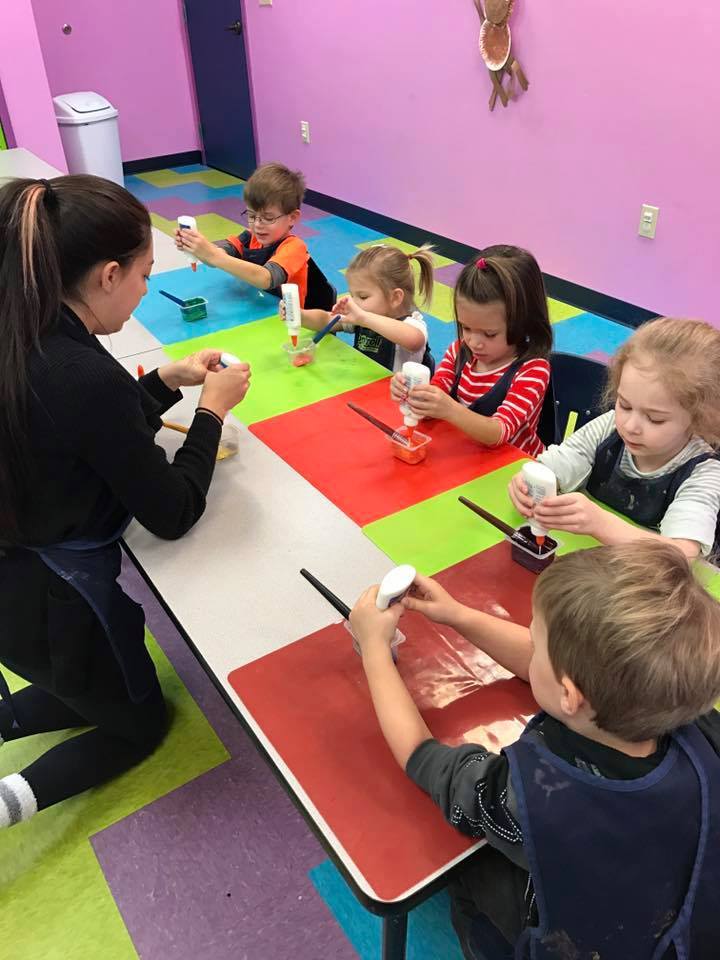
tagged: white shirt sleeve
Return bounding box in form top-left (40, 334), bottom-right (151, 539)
top-left (404, 310), bottom-right (428, 345)
top-left (537, 411), bottom-right (616, 492)
top-left (660, 459), bottom-right (720, 555)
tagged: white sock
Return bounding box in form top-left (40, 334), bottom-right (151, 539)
top-left (0, 773), bottom-right (38, 828)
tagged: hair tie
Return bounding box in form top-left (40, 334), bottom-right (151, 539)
top-left (476, 257), bottom-right (487, 270)
top-left (38, 178), bottom-right (58, 209)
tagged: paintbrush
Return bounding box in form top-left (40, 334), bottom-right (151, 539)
top-left (159, 289), bottom-right (189, 307)
top-left (300, 568), bottom-right (351, 619)
top-left (346, 402), bottom-right (410, 446)
top-left (458, 496), bottom-right (537, 550)
top-left (312, 314), bottom-right (342, 344)
top-left (162, 420), bottom-right (236, 461)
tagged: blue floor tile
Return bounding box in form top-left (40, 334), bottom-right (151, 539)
top-left (552, 312), bottom-right (633, 356)
top-left (135, 266), bottom-right (278, 343)
top-left (310, 860), bottom-right (465, 960)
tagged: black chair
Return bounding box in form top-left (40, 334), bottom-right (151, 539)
top-left (537, 351), bottom-right (608, 447)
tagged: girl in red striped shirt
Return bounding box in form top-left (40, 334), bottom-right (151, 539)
top-left (390, 246), bottom-right (552, 457)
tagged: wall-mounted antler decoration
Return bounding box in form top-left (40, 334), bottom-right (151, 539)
top-left (474, 0), bottom-right (529, 111)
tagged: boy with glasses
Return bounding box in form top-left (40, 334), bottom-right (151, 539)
top-left (175, 162), bottom-right (334, 308)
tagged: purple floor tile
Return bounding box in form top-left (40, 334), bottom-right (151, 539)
top-left (585, 349), bottom-right (611, 364)
top-left (92, 756), bottom-right (356, 960)
top-left (299, 203), bottom-right (332, 222)
top-left (435, 262), bottom-right (465, 286)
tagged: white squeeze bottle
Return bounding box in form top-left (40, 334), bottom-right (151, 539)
top-left (521, 462), bottom-right (557, 547)
top-left (376, 565), bottom-right (416, 610)
top-left (177, 216), bottom-right (198, 272)
top-left (399, 361), bottom-right (431, 437)
top-left (281, 283), bottom-right (302, 347)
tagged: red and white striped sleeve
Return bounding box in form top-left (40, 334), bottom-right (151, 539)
top-left (490, 359), bottom-right (551, 446)
top-left (431, 341), bottom-right (459, 394)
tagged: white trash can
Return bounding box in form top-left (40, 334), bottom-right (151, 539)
top-left (53, 92), bottom-right (124, 185)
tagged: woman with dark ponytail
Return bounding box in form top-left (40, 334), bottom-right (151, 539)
top-left (0, 175), bottom-right (251, 827)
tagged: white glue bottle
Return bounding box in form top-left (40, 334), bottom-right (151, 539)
top-left (521, 462), bottom-right (557, 547)
top-left (281, 283), bottom-right (302, 347)
top-left (177, 215), bottom-right (198, 272)
top-left (376, 564), bottom-right (416, 610)
top-left (399, 361), bottom-right (430, 436)
top-left (219, 352), bottom-right (242, 368)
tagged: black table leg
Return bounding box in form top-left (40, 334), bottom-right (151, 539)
top-left (382, 912), bottom-right (408, 960)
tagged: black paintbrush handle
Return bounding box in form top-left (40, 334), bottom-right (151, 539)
top-left (458, 496), bottom-right (535, 548)
top-left (346, 402), bottom-right (410, 446)
top-left (300, 568), bottom-right (351, 620)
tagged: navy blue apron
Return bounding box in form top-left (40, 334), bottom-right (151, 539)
top-left (505, 713), bottom-right (720, 959)
top-left (586, 429), bottom-right (720, 550)
top-left (449, 353), bottom-right (557, 446)
top-left (0, 518), bottom-right (157, 727)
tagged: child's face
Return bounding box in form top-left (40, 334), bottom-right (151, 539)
top-left (527, 608), bottom-right (567, 719)
top-left (246, 205), bottom-right (299, 246)
top-left (456, 297), bottom-right (516, 369)
top-left (614, 359), bottom-right (693, 468)
top-left (347, 270), bottom-right (402, 317)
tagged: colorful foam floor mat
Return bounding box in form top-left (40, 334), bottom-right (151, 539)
top-left (1, 163), bottom-right (639, 959)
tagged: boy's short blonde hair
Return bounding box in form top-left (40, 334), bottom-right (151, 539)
top-left (604, 317), bottom-right (720, 447)
top-left (243, 162), bottom-right (305, 215)
top-left (534, 542), bottom-right (720, 741)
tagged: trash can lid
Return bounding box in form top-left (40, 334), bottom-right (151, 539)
top-left (54, 92), bottom-right (118, 124)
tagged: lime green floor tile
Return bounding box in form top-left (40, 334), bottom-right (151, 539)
top-left (697, 563), bottom-right (720, 600)
top-left (363, 461), bottom-right (597, 575)
top-left (356, 236), bottom-right (455, 268)
top-left (164, 316), bottom-right (390, 425)
top-left (427, 281), bottom-right (456, 323)
top-left (137, 168), bottom-right (243, 189)
top-left (150, 211), bottom-right (243, 242)
top-left (548, 298), bottom-right (583, 324)
top-left (0, 631), bottom-right (228, 960)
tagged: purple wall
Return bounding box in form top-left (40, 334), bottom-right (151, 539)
top-left (31, 0), bottom-right (200, 162)
top-left (0, 0), bottom-right (66, 169)
top-left (241, 0), bottom-right (720, 322)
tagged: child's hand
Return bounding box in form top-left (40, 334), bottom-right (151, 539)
top-left (406, 384), bottom-right (454, 421)
top-left (175, 228), bottom-right (222, 268)
top-left (533, 492), bottom-right (604, 537)
top-left (350, 585), bottom-right (403, 656)
top-left (402, 574), bottom-right (463, 626)
top-left (332, 295), bottom-right (365, 326)
top-left (508, 472), bottom-right (535, 518)
top-left (390, 372), bottom-right (408, 403)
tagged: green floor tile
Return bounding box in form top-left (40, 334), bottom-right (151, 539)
top-left (137, 168), bottom-right (242, 189)
top-left (356, 236), bottom-right (455, 268)
top-left (150, 211), bottom-right (244, 242)
top-left (548, 297), bottom-right (584, 324)
top-left (163, 316), bottom-right (390, 425)
top-left (0, 631), bottom-right (228, 960)
top-left (363, 460), bottom-right (598, 575)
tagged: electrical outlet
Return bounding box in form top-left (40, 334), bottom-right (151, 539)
top-left (300, 121), bottom-right (311, 144)
top-left (638, 204), bottom-right (659, 239)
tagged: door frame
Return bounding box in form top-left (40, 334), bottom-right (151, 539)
top-left (0, 80), bottom-right (15, 149)
top-left (181, 0), bottom-right (259, 177)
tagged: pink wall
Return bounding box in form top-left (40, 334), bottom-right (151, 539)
top-left (241, 0), bottom-right (720, 322)
top-left (31, 0), bottom-right (200, 162)
top-left (0, 0), bottom-right (66, 169)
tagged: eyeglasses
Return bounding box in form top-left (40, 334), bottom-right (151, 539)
top-left (244, 210), bottom-right (287, 226)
